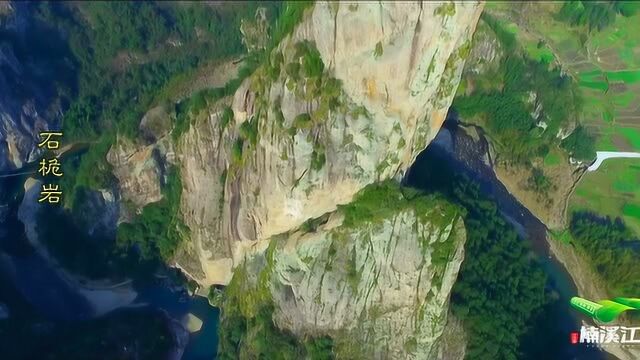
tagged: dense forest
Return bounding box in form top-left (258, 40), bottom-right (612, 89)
top-left (216, 181), bottom-right (459, 359)
top-left (557, 0), bottom-right (639, 32)
top-left (454, 13), bottom-right (595, 164)
top-left (217, 253), bottom-right (334, 360)
top-left (36, 166), bottom-right (186, 280)
top-left (408, 149), bottom-right (550, 360)
top-left (17, 1), bottom-right (312, 279)
top-left (29, 2), bottom-right (283, 201)
top-left (569, 212), bottom-right (640, 296)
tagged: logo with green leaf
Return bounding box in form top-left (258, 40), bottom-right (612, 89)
top-left (570, 297), bottom-right (640, 323)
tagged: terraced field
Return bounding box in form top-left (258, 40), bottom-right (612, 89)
top-left (485, 1), bottom-right (640, 234)
top-left (570, 159), bottom-right (640, 235)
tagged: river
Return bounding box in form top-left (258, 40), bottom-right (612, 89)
top-left (405, 114), bottom-right (605, 359)
top-left (0, 119), bottom-right (611, 359)
top-left (0, 149), bottom-right (220, 359)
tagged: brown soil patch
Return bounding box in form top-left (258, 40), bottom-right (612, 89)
top-left (494, 157), bottom-right (582, 230)
top-left (168, 60), bottom-right (241, 103)
top-left (548, 238), bottom-right (609, 300)
top-left (613, 133), bottom-right (632, 151)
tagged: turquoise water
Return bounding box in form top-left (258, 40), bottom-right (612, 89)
top-left (185, 297), bottom-right (220, 360)
top-left (405, 117), bottom-right (604, 359)
top-left (136, 285), bottom-right (220, 359)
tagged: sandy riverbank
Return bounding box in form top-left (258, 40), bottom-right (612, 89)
top-left (17, 177), bottom-right (137, 317)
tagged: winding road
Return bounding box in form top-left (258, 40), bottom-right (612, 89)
top-left (587, 151), bottom-right (640, 171)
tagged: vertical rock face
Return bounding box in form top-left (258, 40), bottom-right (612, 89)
top-left (223, 192), bottom-right (466, 359)
top-left (107, 137), bottom-right (165, 211)
top-left (173, 1), bottom-right (483, 285)
top-left (0, 2), bottom-right (62, 171)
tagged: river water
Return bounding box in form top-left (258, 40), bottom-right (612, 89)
top-left (0, 118), bottom-right (611, 359)
top-left (0, 152), bottom-right (220, 359)
top-left (405, 115), bottom-right (605, 359)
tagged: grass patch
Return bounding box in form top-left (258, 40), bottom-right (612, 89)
top-left (623, 204), bottom-right (640, 220)
top-left (618, 127), bottom-right (640, 150)
top-left (578, 80), bottom-right (609, 92)
top-left (339, 181), bottom-right (461, 229)
top-left (607, 70), bottom-right (640, 84)
top-left (570, 158), bottom-right (640, 236)
top-left (551, 229), bottom-right (574, 244)
top-left (525, 41), bottom-right (554, 64)
top-left (543, 152), bottom-right (561, 166)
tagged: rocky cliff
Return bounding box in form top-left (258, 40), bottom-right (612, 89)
top-left (218, 185), bottom-right (466, 359)
top-left (0, 3), bottom-right (63, 171)
top-left (145, 1), bottom-right (484, 285)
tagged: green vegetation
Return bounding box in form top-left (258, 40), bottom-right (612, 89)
top-left (623, 204), bottom-right (640, 220)
top-left (499, 0), bottom-right (640, 236)
top-left (216, 181), bottom-right (462, 359)
top-left (293, 113), bottom-right (312, 129)
top-left (117, 167), bottom-right (188, 262)
top-left (557, 1), bottom-right (639, 32)
top-left (27, 1), bottom-right (312, 204)
top-left (239, 117), bottom-right (260, 146)
top-left (305, 337), bottom-right (335, 360)
top-left (285, 40), bottom-right (344, 126)
top-left (525, 40), bottom-right (555, 64)
top-left (571, 158), bottom-right (640, 236)
top-left (36, 196), bottom-right (131, 279)
top-left (373, 41), bottom-right (383, 59)
top-left (455, 13), bottom-right (590, 163)
top-left (434, 2), bottom-right (456, 17)
top-left (22, 3), bottom-right (266, 205)
top-left (56, 135), bottom-right (116, 207)
top-left (298, 40), bottom-right (324, 78)
top-left (217, 243), bottom-right (334, 359)
top-left (36, 158), bottom-right (188, 281)
top-left (221, 106), bottom-right (234, 129)
top-left (451, 182), bottom-right (547, 360)
top-left (569, 212), bottom-right (640, 295)
top-left (409, 151), bottom-right (549, 360)
top-left (560, 125), bottom-right (596, 161)
top-left (232, 139), bottom-right (244, 164)
top-left (286, 62), bottom-right (301, 81)
top-left (338, 181), bottom-right (461, 230)
top-left (543, 152), bottom-right (561, 166)
top-left (38, 2), bottom-right (268, 140)
top-left (310, 143), bottom-right (327, 171)
top-left (618, 127), bottom-right (640, 150)
top-left (208, 286), bottom-right (226, 307)
top-left (527, 168), bottom-right (554, 194)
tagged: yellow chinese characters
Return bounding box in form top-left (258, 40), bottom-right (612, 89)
top-left (38, 184), bottom-right (62, 204)
top-left (37, 131), bottom-right (63, 150)
top-left (37, 131), bottom-right (64, 205)
top-left (38, 158), bottom-right (63, 177)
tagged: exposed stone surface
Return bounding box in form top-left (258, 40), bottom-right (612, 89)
top-left (106, 135), bottom-right (177, 217)
top-left (107, 138), bottom-right (163, 209)
top-left (493, 161), bottom-right (582, 230)
top-left (172, 1), bottom-right (483, 285)
top-left (229, 195), bottom-right (466, 359)
top-left (460, 16), bottom-right (580, 230)
top-left (16, 177), bottom-right (138, 318)
top-left (72, 188), bottom-right (120, 237)
top-left (435, 314), bottom-right (467, 360)
top-left (183, 313), bottom-right (203, 333)
top-left (139, 105), bottom-right (173, 143)
top-left (0, 3), bottom-right (62, 171)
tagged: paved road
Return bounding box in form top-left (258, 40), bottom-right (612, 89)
top-left (587, 151), bottom-right (640, 171)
